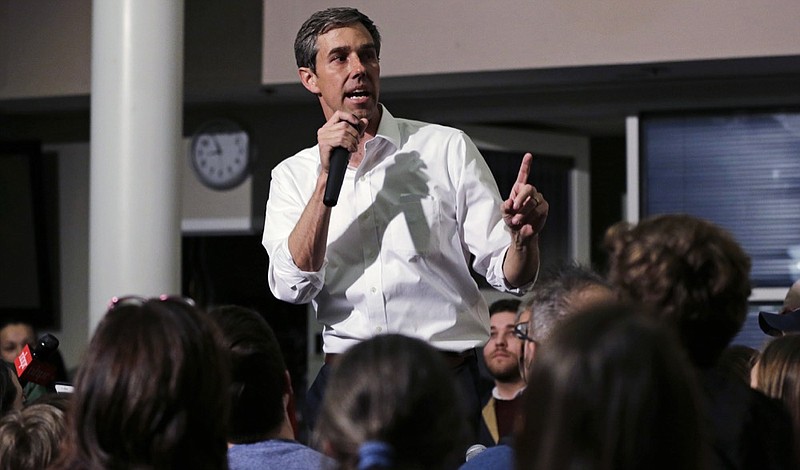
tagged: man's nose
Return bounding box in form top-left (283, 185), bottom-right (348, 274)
top-left (496, 333), bottom-right (509, 346)
top-left (350, 56), bottom-right (365, 76)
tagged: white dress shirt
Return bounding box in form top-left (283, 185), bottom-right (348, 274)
top-left (263, 106), bottom-right (533, 353)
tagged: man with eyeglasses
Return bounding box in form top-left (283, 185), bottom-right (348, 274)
top-left (463, 264), bottom-right (612, 469)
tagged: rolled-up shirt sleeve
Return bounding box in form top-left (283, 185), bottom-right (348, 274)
top-left (265, 238), bottom-right (327, 304)
top-left (262, 150), bottom-right (327, 304)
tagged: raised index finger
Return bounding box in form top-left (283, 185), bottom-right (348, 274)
top-left (515, 153), bottom-right (533, 185)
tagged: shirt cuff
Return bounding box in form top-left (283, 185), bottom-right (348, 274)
top-left (267, 239), bottom-right (327, 303)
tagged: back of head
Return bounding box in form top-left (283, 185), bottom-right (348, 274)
top-left (294, 7), bottom-right (381, 70)
top-left (0, 362), bottom-right (22, 415)
top-left (753, 334), bottom-right (800, 454)
top-left (0, 403), bottom-right (66, 470)
top-left (516, 301), bottom-right (705, 470)
top-left (58, 296), bottom-right (230, 469)
top-left (717, 345), bottom-right (758, 385)
top-left (208, 305), bottom-right (287, 443)
top-left (316, 334), bottom-right (467, 470)
top-left (521, 263), bottom-right (612, 343)
top-left (604, 214), bottom-right (752, 367)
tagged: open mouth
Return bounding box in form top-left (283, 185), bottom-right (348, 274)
top-left (345, 89), bottom-right (371, 100)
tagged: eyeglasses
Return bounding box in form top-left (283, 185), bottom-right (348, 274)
top-left (513, 322), bottom-right (535, 343)
top-left (107, 294), bottom-right (196, 310)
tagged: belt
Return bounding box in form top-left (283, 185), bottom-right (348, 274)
top-left (325, 348), bottom-right (474, 368)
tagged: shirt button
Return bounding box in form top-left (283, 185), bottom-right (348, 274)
top-left (360, 176), bottom-right (366, 182)
top-left (375, 327), bottom-right (382, 333)
top-left (370, 287), bottom-right (377, 294)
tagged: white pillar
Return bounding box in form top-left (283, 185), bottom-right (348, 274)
top-left (89, 0), bottom-right (184, 333)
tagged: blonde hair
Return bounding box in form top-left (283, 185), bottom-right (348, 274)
top-left (754, 335), bottom-right (800, 462)
top-left (0, 403), bottom-right (66, 470)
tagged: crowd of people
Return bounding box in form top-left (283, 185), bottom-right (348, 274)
top-left (0, 213), bottom-right (798, 469)
top-left (1, 5), bottom-right (798, 470)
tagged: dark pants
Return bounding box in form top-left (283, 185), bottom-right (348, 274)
top-left (304, 348), bottom-right (491, 449)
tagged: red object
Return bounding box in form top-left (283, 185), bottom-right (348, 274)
top-left (14, 344), bottom-right (57, 385)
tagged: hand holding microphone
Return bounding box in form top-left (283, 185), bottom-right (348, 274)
top-left (321, 113), bottom-right (367, 207)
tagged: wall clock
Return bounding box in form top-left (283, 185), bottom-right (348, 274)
top-left (190, 119), bottom-right (252, 190)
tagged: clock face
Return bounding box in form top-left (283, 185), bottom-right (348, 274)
top-left (190, 121), bottom-right (251, 190)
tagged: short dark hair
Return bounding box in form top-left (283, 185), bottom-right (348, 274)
top-left (294, 7), bottom-right (381, 71)
top-left (489, 298), bottom-right (521, 317)
top-left (0, 362), bottom-right (18, 415)
top-left (56, 297), bottom-right (230, 469)
top-left (604, 214), bottom-right (752, 367)
top-left (208, 305), bottom-right (288, 443)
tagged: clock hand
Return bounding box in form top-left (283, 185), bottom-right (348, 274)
top-left (212, 136), bottom-right (223, 155)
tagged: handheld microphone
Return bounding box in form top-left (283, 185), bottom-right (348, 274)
top-left (14, 333), bottom-right (59, 387)
top-left (465, 444), bottom-right (487, 462)
top-left (323, 146), bottom-right (351, 207)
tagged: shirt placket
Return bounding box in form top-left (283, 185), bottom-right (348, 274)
top-left (355, 145), bottom-right (387, 335)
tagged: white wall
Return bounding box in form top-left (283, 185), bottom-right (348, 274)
top-left (0, 0), bottom-right (92, 99)
top-left (4, 1), bottom-right (800, 99)
top-left (43, 140), bottom-right (253, 371)
top-left (262, 0), bottom-right (800, 84)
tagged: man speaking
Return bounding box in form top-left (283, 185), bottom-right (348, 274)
top-left (262, 7), bottom-right (549, 439)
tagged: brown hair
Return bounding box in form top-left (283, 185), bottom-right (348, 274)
top-left (604, 214), bottom-right (751, 367)
top-left (515, 301), bottom-right (706, 470)
top-left (753, 334), bottom-right (800, 461)
top-left (294, 7), bottom-right (381, 71)
top-left (0, 403), bottom-right (66, 470)
top-left (315, 334), bottom-right (466, 470)
top-left (54, 297), bottom-right (230, 470)
top-left (208, 305), bottom-right (287, 443)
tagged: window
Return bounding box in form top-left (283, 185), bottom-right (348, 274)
top-left (640, 111), bottom-right (800, 288)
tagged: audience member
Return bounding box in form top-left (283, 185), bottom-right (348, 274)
top-left (718, 345), bottom-right (759, 385)
top-left (0, 319), bottom-right (35, 364)
top-left (759, 279), bottom-right (800, 336)
top-left (515, 301), bottom-right (707, 470)
top-left (1, 361), bottom-right (24, 416)
top-left (208, 305), bottom-right (334, 470)
top-left (517, 263), bottom-right (613, 382)
top-left (51, 295), bottom-right (230, 470)
top-left (604, 213), bottom-right (797, 469)
top-left (315, 334), bottom-right (467, 470)
top-left (0, 402), bottom-right (66, 470)
top-left (463, 263), bottom-right (612, 469)
top-left (0, 318), bottom-right (70, 405)
top-left (480, 299), bottom-right (524, 447)
top-left (751, 334), bottom-right (800, 464)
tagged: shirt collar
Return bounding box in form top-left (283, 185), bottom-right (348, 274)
top-left (372, 104), bottom-right (400, 152)
top-left (492, 385), bottom-right (526, 400)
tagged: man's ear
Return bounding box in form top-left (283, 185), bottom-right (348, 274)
top-left (298, 67), bottom-right (320, 95)
top-left (526, 340), bottom-right (538, 363)
top-left (282, 370), bottom-right (294, 405)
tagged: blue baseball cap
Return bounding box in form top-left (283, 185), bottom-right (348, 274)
top-left (758, 308), bottom-right (800, 337)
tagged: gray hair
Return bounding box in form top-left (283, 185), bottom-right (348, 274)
top-left (518, 263), bottom-right (610, 343)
